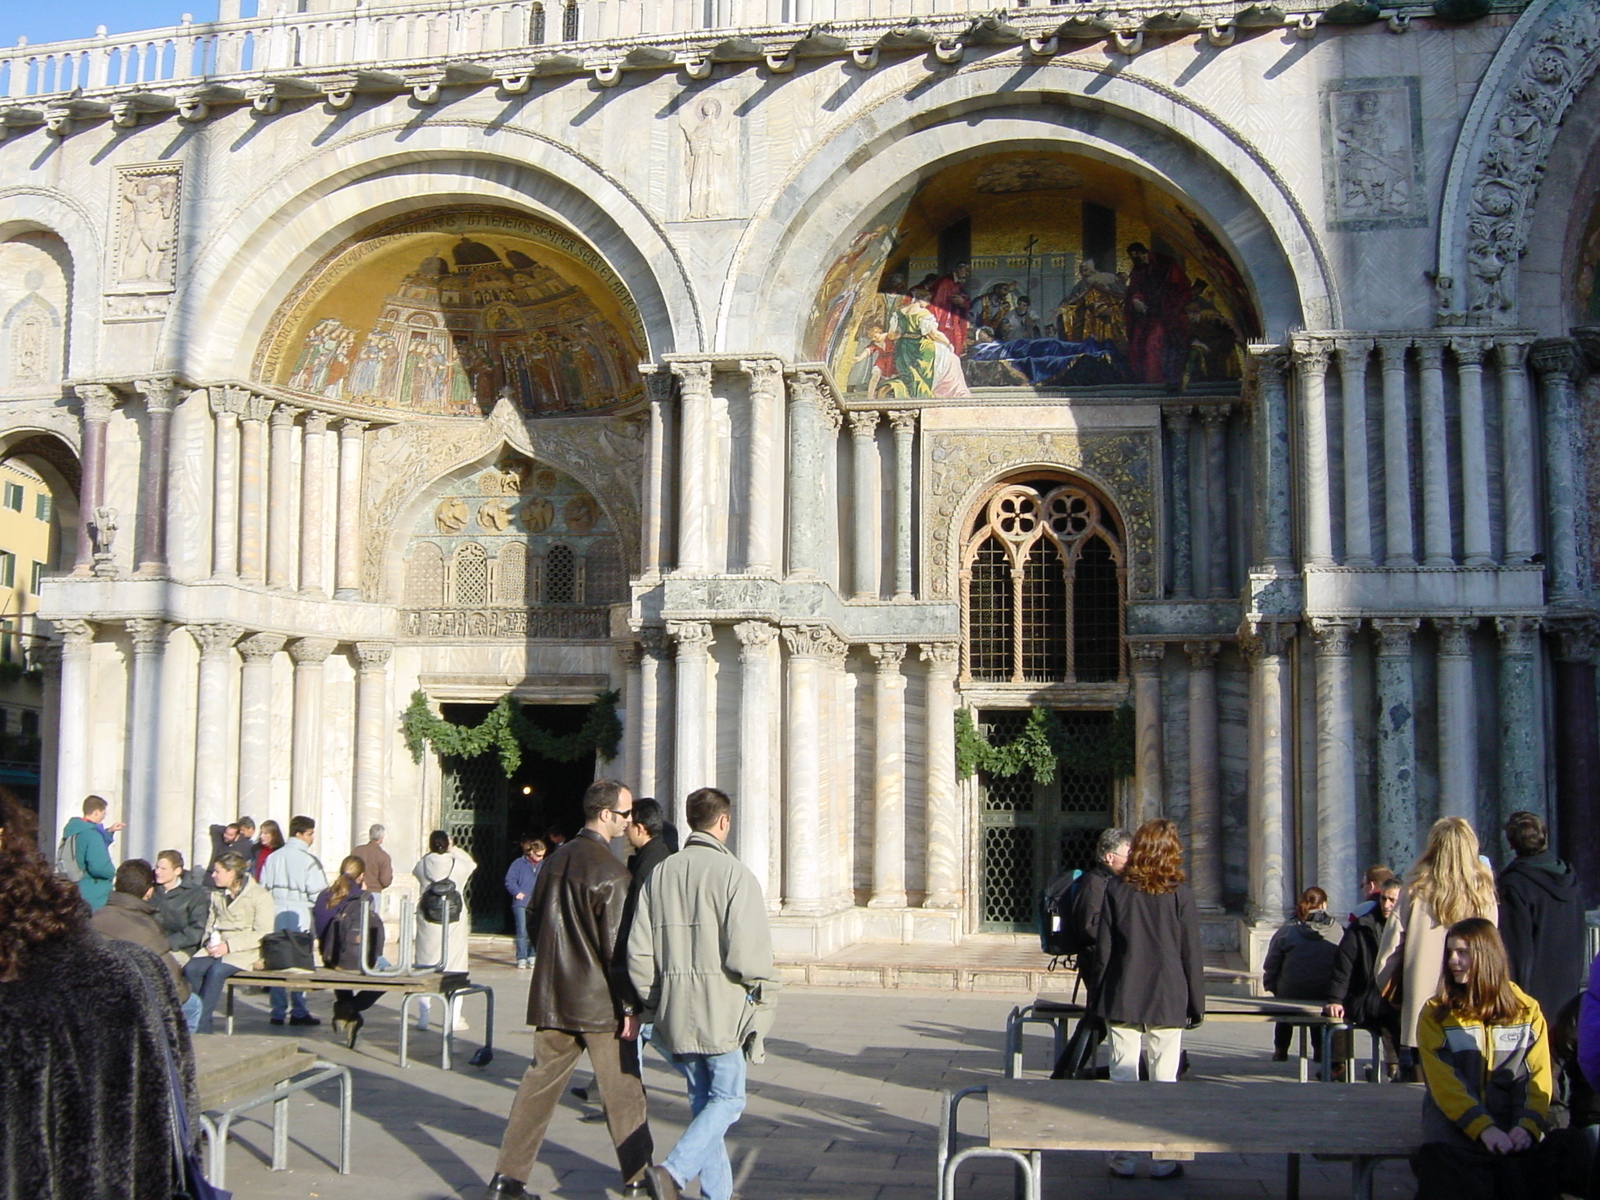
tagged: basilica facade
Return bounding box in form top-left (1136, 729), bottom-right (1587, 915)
top-left (1, 0), bottom-right (1595, 962)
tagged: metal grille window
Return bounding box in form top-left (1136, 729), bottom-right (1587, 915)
top-left (961, 480), bottom-right (1125, 685)
top-left (530, 2), bottom-right (546, 42)
top-left (452, 542), bottom-right (489, 606)
top-left (496, 542), bottom-right (530, 605)
top-left (561, 0), bottom-right (578, 40)
top-left (406, 542), bottom-right (445, 606)
top-left (545, 543), bottom-right (576, 604)
top-left (584, 537), bottom-right (627, 604)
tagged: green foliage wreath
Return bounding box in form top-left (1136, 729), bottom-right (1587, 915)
top-left (401, 690), bottom-right (623, 778)
top-left (954, 704), bottom-right (1135, 783)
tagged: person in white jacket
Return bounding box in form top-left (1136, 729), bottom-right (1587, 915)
top-left (258, 814), bottom-right (327, 1025)
top-left (413, 829), bottom-right (476, 1030)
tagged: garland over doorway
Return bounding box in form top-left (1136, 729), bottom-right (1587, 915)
top-left (955, 704), bottom-right (1135, 783)
top-left (401, 690), bottom-right (622, 777)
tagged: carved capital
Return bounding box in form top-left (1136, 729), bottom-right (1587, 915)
top-left (54, 618), bottom-right (97, 658)
top-left (669, 360), bottom-right (713, 401)
top-left (210, 385), bottom-right (250, 418)
top-left (1246, 345), bottom-right (1289, 385)
top-left (1376, 337), bottom-right (1412, 370)
top-left (787, 370), bottom-right (826, 411)
top-left (637, 625), bottom-right (672, 660)
top-left (867, 642), bottom-right (908, 673)
top-left (733, 620), bottom-right (778, 653)
top-left (1241, 620), bottom-right (1296, 660)
top-left (339, 418), bottom-right (368, 440)
top-left (1414, 340), bottom-right (1446, 372)
top-left (134, 377), bottom-right (179, 414)
top-left (739, 359), bottom-right (783, 400)
top-left (888, 410), bottom-right (917, 436)
top-left (1451, 336), bottom-right (1487, 368)
top-left (1493, 339), bottom-right (1530, 373)
top-left (782, 624), bottom-right (835, 660)
top-left (847, 411), bottom-right (879, 441)
top-left (126, 617), bottom-right (172, 655)
top-left (75, 383), bottom-right (118, 422)
top-left (1183, 639), bottom-right (1220, 668)
top-left (191, 622), bottom-right (244, 657)
top-left (643, 368), bottom-right (675, 403)
top-left (1549, 616), bottom-right (1600, 665)
top-left (1162, 405), bottom-right (1193, 433)
top-left (616, 642), bottom-right (643, 667)
top-left (918, 642), bottom-right (960, 672)
top-left (1433, 616), bottom-right (1479, 658)
top-left (1335, 338), bottom-right (1375, 365)
top-left (818, 631), bottom-right (849, 667)
top-left (303, 411), bottom-right (331, 436)
top-left (1495, 616), bottom-right (1540, 657)
top-left (667, 620), bottom-right (714, 658)
top-left (1198, 404), bottom-right (1230, 431)
top-left (1291, 341), bottom-right (1332, 376)
top-left (1373, 618), bottom-right (1421, 658)
top-left (354, 641), bottom-right (393, 671)
top-left (1309, 617), bottom-right (1359, 656)
top-left (287, 635), bottom-right (338, 665)
top-left (269, 405), bottom-right (297, 430)
top-left (243, 394), bottom-right (274, 424)
top-left (237, 631), bottom-right (287, 664)
top-left (1129, 640), bottom-right (1168, 666)
top-left (1531, 338), bottom-right (1581, 382)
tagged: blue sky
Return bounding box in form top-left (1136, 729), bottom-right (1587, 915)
top-left (2, 1), bottom-right (250, 47)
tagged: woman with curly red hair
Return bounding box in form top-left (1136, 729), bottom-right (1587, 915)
top-left (1089, 817), bottom-right (1205, 1180)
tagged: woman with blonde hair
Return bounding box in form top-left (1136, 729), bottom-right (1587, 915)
top-left (313, 856), bottom-right (384, 1048)
top-left (1375, 817), bottom-right (1500, 1063)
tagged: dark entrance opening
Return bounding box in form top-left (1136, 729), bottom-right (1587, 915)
top-left (438, 702), bottom-right (595, 932)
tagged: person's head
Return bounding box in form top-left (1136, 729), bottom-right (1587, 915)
top-left (114, 859), bottom-right (157, 900)
top-left (236, 817), bottom-right (255, 838)
top-left (1121, 818), bottom-right (1186, 895)
top-left (368, 823), bottom-right (386, 845)
top-left (546, 828), bottom-right (566, 845)
top-left (1376, 877), bottom-right (1402, 920)
top-left (1361, 864), bottom-right (1394, 897)
top-left (155, 850), bottom-right (184, 889)
top-left (1295, 885), bottom-right (1329, 922)
top-left (1410, 816), bottom-right (1497, 926)
top-left (1016, 295), bottom-right (1031, 310)
top-left (1438, 917), bottom-right (1521, 1024)
top-left (953, 262), bottom-right (970, 281)
top-left (221, 823), bottom-right (241, 844)
top-left (258, 819), bottom-right (284, 851)
top-left (520, 838), bottom-right (547, 862)
top-left (686, 787), bottom-right (732, 842)
top-left (211, 852), bottom-right (250, 893)
top-left (627, 797), bottom-right (666, 850)
top-left (0, 788), bottom-right (88, 983)
top-left (329, 854), bottom-right (366, 904)
top-left (1096, 827), bottom-right (1132, 874)
top-left (1503, 811), bottom-right (1547, 858)
top-left (288, 815), bottom-right (315, 844)
top-left (82, 794), bottom-right (107, 822)
top-left (581, 778), bottom-right (633, 840)
top-left (428, 829), bottom-right (450, 855)
top-left (1127, 242), bottom-right (1150, 264)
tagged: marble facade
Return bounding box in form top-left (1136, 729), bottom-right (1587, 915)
top-left (3, 0), bottom-right (1597, 960)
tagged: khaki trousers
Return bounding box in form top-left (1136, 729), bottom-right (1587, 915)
top-left (495, 1026), bottom-right (653, 1186)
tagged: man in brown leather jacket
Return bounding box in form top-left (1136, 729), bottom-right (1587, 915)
top-left (483, 779), bottom-right (654, 1200)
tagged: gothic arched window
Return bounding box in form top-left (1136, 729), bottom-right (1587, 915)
top-left (961, 480), bottom-right (1125, 684)
top-left (452, 542), bottom-right (489, 605)
top-left (545, 543), bottom-right (576, 604)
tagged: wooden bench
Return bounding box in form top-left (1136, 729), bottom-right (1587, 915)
top-left (939, 1079), bottom-right (1422, 1200)
top-left (221, 968), bottom-right (495, 1069)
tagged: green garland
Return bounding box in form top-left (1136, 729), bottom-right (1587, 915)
top-left (955, 704), bottom-right (1135, 783)
top-left (401, 690), bottom-right (623, 777)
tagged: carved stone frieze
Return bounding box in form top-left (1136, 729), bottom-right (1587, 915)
top-left (402, 606), bottom-right (610, 641)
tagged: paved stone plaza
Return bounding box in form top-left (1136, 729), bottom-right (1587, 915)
top-left (212, 954), bottom-right (1415, 1200)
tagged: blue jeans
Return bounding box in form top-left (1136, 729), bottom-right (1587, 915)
top-left (269, 988), bottom-right (310, 1020)
top-left (183, 956), bottom-right (241, 1034)
top-left (512, 905), bottom-right (531, 961)
top-left (661, 1049), bottom-right (746, 1200)
top-left (181, 993), bottom-right (203, 1032)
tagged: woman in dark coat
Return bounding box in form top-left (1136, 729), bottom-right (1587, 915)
top-left (313, 854), bottom-right (386, 1048)
top-left (1263, 885), bottom-right (1343, 1062)
top-left (1091, 817), bottom-right (1204, 1180)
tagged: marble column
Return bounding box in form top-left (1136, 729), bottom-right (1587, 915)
top-left (669, 621), bottom-right (713, 825)
top-left (298, 412), bottom-right (330, 596)
top-left (53, 619), bottom-right (95, 838)
top-left (238, 396), bottom-right (270, 583)
top-left (849, 412), bottom-right (879, 600)
top-left (36, 642), bottom-right (62, 842)
top-left (353, 642), bottom-right (392, 848)
top-left (1550, 620), bottom-right (1600, 905)
top-left (672, 361), bottom-right (713, 575)
top-left (734, 621), bottom-right (777, 900)
top-left (1495, 617), bottom-right (1541, 827)
top-left (72, 385), bottom-right (115, 574)
top-left (1532, 340), bottom-right (1582, 602)
top-left (1311, 618), bottom-right (1359, 918)
top-left (889, 411), bottom-right (916, 600)
top-left (782, 625), bottom-right (830, 913)
top-left (134, 377), bottom-right (178, 577)
top-left (1496, 342), bottom-right (1537, 564)
top-left (1337, 340), bottom-right (1374, 565)
top-left (741, 360), bottom-right (782, 576)
top-left (1244, 622), bottom-right (1294, 924)
top-left (1435, 617), bottom-right (1479, 820)
top-left (786, 371), bottom-right (829, 579)
top-left (1453, 337), bottom-right (1493, 566)
top-left (267, 405), bottom-right (296, 589)
top-left (1129, 641), bottom-right (1167, 823)
top-left (1164, 407), bottom-right (1193, 598)
top-left (335, 420), bottom-right (366, 599)
top-left (210, 388), bottom-right (242, 579)
top-left (1250, 350), bottom-right (1293, 572)
top-left (1294, 343), bottom-right (1335, 566)
top-left (620, 643), bottom-right (644, 791)
top-left (1377, 339), bottom-right (1416, 567)
top-left (1416, 341), bottom-right (1453, 565)
top-left (1201, 406), bottom-right (1230, 597)
top-left (867, 642), bottom-right (907, 908)
top-left (190, 623), bottom-right (243, 868)
top-left (643, 375), bottom-right (672, 577)
top-left (1373, 618), bottom-right (1421, 872)
top-left (236, 633), bottom-right (285, 821)
top-left (637, 627), bottom-right (671, 803)
top-left (920, 642), bottom-right (961, 909)
top-left (288, 637), bottom-right (337, 821)
top-left (1185, 640), bottom-right (1222, 911)
top-left (125, 618), bottom-right (172, 861)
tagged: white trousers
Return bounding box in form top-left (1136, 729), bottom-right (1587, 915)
top-left (1106, 1023), bottom-right (1183, 1082)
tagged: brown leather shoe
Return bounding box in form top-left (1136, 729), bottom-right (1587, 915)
top-left (642, 1166), bottom-right (680, 1200)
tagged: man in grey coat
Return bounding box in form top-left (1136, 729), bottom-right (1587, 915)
top-left (258, 814), bottom-right (326, 1025)
top-left (628, 787), bottom-right (778, 1200)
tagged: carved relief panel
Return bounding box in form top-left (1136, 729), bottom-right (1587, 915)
top-left (106, 163), bottom-right (181, 321)
top-left (1320, 77), bottom-right (1426, 232)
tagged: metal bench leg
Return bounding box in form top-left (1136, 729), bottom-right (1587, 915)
top-left (271, 1082), bottom-right (291, 1170)
top-left (440, 992), bottom-right (453, 1070)
top-left (938, 1086), bottom-right (990, 1200)
top-left (398, 993), bottom-right (414, 1068)
top-left (1369, 1028), bottom-right (1382, 1084)
top-left (1352, 1155), bottom-right (1380, 1200)
top-left (1004, 1007), bottom-right (1022, 1079)
top-left (943, 1148), bottom-right (1036, 1200)
top-left (337, 1063), bottom-right (353, 1173)
top-left (199, 1114), bottom-right (222, 1187)
top-left (225, 984), bottom-right (234, 1036)
top-left (1297, 1026), bottom-right (1309, 1084)
top-left (212, 1114), bottom-right (238, 1188)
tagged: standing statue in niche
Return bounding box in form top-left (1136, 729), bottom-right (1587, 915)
top-left (89, 507), bottom-right (119, 577)
top-left (682, 95), bottom-right (737, 220)
top-left (118, 175), bottom-right (179, 285)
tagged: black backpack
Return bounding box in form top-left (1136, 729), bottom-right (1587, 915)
top-left (1039, 868), bottom-right (1088, 958)
top-left (419, 860), bottom-right (464, 924)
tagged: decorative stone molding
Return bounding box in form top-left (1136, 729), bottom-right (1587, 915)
top-left (269, 404), bottom-right (297, 431)
top-left (888, 410), bottom-right (917, 435)
top-left (287, 636), bottom-right (338, 665)
top-left (740, 360), bottom-right (784, 399)
top-left (209, 385), bottom-right (250, 417)
top-left (1291, 340), bottom-right (1332, 375)
top-left (236, 632), bottom-right (287, 663)
top-left (303, 410), bottom-right (330, 436)
top-left (353, 641), bottom-right (394, 670)
top-left (190, 622), bottom-right (244, 657)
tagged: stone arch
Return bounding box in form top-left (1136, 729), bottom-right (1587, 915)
top-left (719, 62), bottom-right (1333, 352)
top-left (1436, 0), bottom-right (1600, 325)
top-left (1518, 52), bottom-right (1600, 334)
top-left (161, 124), bottom-right (703, 380)
top-left (0, 192), bottom-right (97, 378)
top-left (0, 428), bottom-right (83, 577)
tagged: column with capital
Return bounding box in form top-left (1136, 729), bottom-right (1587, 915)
top-left (52, 620), bottom-right (96, 839)
top-left (125, 618), bottom-right (172, 860)
top-left (669, 621), bottom-right (713, 825)
top-left (786, 371), bottom-right (829, 578)
top-left (299, 413), bottom-right (330, 595)
top-left (672, 361), bottom-right (713, 574)
top-left (1164, 407), bottom-right (1194, 597)
top-left (1416, 342), bottom-right (1453, 564)
top-left (335, 420), bottom-right (366, 599)
top-left (642, 371), bottom-right (674, 577)
top-left (1311, 618), bottom-right (1359, 916)
top-left (920, 642), bottom-right (961, 908)
top-left (849, 412), bottom-right (880, 599)
top-left (289, 637), bottom-right (337, 821)
top-left (1185, 640), bottom-right (1222, 911)
top-left (134, 377), bottom-right (178, 576)
top-left (1293, 343), bottom-right (1334, 565)
top-left (1496, 342), bottom-right (1536, 563)
top-left (1376, 339), bottom-right (1416, 567)
top-left (1337, 340), bottom-right (1374, 565)
top-left (1129, 641), bottom-right (1167, 824)
top-left (782, 626), bottom-right (829, 913)
top-left (867, 643), bottom-right (908, 907)
top-left (1453, 338), bottom-right (1493, 565)
top-left (636, 627), bottom-right (672, 802)
top-left (210, 388), bottom-right (243, 579)
top-left (267, 406), bottom-right (296, 588)
top-left (1435, 617), bottom-right (1479, 820)
top-left (1550, 620), bottom-right (1600, 900)
top-left (733, 622), bottom-right (777, 903)
top-left (191, 623), bottom-right (243, 869)
top-left (73, 385), bottom-right (116, 574)
top-left (1248, 350), bottom-right (1293, 572)
top-left (741, 361), bottom-right (782, 576)
top-left (1496, 618), bottom-right (1542, 827)
top-left (353, 642), bottom-right (393, 848)
top-left (1373, 619), bottom-right (1421, 870)
top-left (1533, 341), bottom-right (1581, 601)
top-left (1244, 622), bottom-right (1294, 924)
top-left (1201, 406), bottom-right (1231, 595)
top-left (238, 395), bottom-right (271, 582)
top-left (618, 643), bottom-right (643, 790)
top-left (889, 411), bottom-right (916, 600)
top-left (236, 633), bottom-right (285, 820)
top-left (820, 635), bottom-right (853, 909)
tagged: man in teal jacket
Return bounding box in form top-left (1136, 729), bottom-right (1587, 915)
top-left (61, 794), bottom-right (119, 910)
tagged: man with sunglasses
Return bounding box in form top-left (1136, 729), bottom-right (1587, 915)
top-left (483, 779), bottom-right (655, 1199)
